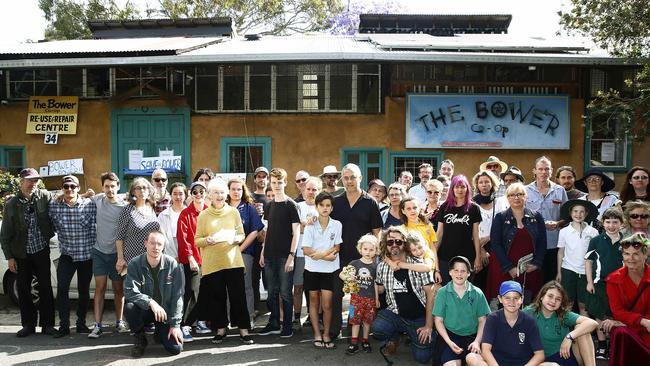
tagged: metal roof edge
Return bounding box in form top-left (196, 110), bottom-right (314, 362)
top-left (0, 52), bottom-right (638, 68)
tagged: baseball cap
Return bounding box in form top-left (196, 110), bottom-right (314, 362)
top-left (448, 256), bottom-right (472, 272)
top-left (62, 175), bottom-right (79, 186)
top-left (19, 168), bottom-right (40, 179)
top-left (190, 181), bottom-right (207, 192)
top-left (499, 280), bottom-right (523, 297)
top-left (254, 167), bottom-right (269, 176)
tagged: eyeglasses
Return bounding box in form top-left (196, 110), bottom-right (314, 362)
top-left (621, 242), bottom-right (644, 250)
top-left (427, 190), bottom-right (441, 195)
top-left (632, 175), bottom-right (649, 180)
top-left (323, 174), bottom-right (338, 179)
top-left (153, 178), bottom-right (167, 183)
top-left (485, 164), bottom-right (501, 169)
top-left (295, 178), bottom-right (307, 183)
top-left (192, 189), bottom-right (206, 196)
top-left (134, 186), bottom-right (148, 191)
top-left (586, 177), bottom-right (602, 183)
top-left (629, 214), bottom-right (650, 219)
top-left (507, 193), bottom-right (525, 198)
top-left (386, 239), bottom-right (404, 247)
top-left (62, 184), bottom-right (77, 190)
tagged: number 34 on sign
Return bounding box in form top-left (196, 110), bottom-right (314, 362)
top-left (44, 132), bottom-right (59, 144)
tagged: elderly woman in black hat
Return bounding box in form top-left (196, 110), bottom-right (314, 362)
top-left (575, 169), bottom-right (621, 226)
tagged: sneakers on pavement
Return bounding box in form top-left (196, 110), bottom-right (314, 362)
top-left (239, 334), bottom-right (254, 344)
top-left (16, 327), bottom-right (35, 338)
top-left (76, 324), bottom-right (91, 334)
top-left (211, 333), bottom-right (226, 344)
top-left (53, 327), bottom-right (70, 338)
top-left (280, 327), bottom-right (293, 338)
top-left (88, 326), bottom-right (103, 339)
top-left (182, 326), bottom-right (194, 343)
top-left (195, 321), bottom-right (211, 334)
top-left (131, 332), bottom-right (148, 358)
top-left (258, 324), bottom-right (281, 336)
top-left (143, 323), bottom-right (155, 335)
top-left (346, 344), bottom-right (360, 355)
top-left (116, 320), bottom-right (130, 333)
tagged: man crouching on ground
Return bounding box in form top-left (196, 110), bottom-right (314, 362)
top-left (124, 230), bottom-right (185, 357)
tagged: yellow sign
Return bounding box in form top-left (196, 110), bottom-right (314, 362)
top-left (26, 96), bottom-right (78, 135)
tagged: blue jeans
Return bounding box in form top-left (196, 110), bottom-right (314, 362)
top-left (124, 302), bottom-right (182, 355)
top-left (371, 309), bottom-right (436, 364)
top-left (264, 256), bottom-right (294, 330)
top-left (56, 254), bottom-right (92, 328)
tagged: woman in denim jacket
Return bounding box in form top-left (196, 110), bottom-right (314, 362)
top-left (486, 182), bottom-right (546, 303)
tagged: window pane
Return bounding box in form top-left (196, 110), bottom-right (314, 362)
top-left (141, 66), bottom-right (167, 96)
top-left (367, 167), bottom-right (380, 182)
top-left (589, 115), bottom-right (626, 167)
top-left (170, 69), bottom-right (186, 96)
top-left (86, 68), bottom-right (110, 97)
top-left (330, 64), bottom-right (352, 110)
top-left (393, 156), bottom-right (439, 184)
top-left (276, 64), bottom-right (298, 110)
top-left (196, 75), bottom-right (218, 110)
top-left (9, 69), bottom-right (34, 98)
top-left (60, 69), bottom-right (83, 95)
top-left (115, 67), bottom-right (140, 95)
top-left (367, 152), bottom-right (380, 164)
top-left (357, 74), bottom-right (379, 113)
top-left (228, 146), bottom-right (263, 173)
top-left (223, 65), bottom-right (244, 110)
top-left (250, 64), bottom-right (272, 110)
top-left (347, 152), bottom-right (359, 164)
top-left (34, 69), bottom-right (58, 96)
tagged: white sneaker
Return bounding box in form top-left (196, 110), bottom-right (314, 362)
top-left (88, 326), bottom-right (102, 339)
top-left (182, 326), bottom-right (194, 342)
top-left (116, 320), bottom-right (130, 333)
top-left (195, 321), bottom-right (211, 334)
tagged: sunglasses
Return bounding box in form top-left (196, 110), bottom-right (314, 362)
top-left (153, 178), bottom-right (168, 183)
top-left (295, 178), bottom-right (307, 183)
top-left (62, 184), bottom-right (77, 190)
top-left (192, 190), bottom-right (206, 196)
top-left (386, 239), bottom-right (404, 247)
top-left (621, 242), bottom-right (645, 250)
top-left (629, 214), bottom-right (650, 219)
top-left (323, 174), bottom-right (338, 179)
top-left (632, 175), bottom-right (649, 180)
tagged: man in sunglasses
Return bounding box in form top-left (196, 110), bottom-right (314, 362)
top-left (151, 168), bottom-right (170, 215)
top-left (371, 226), bottom-right (436, 364)
top-left (319, 165), bottom-right (345, 197)
top-left (49, 175), bottom-right (97, 338)
top-left (294, 170), bottom-right (310, 203)
top-left (1, 168), bottom-right (57, 337)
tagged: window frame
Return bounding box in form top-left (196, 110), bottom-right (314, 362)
top-left (219, 137), bottom-right (272, 174)
top-left (340, 147), bottom-right (386, 186)
top-left (584, 118), bottom-right (632, 172)
top-left (0, 146), bottom-right (26, 175)
top-left (389, 151), bottom-right (444, 185)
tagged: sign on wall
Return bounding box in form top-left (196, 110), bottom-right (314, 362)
top-left (26, 96), bottom-right (79, 135)
top-left (139, 156), bottom-right (182, 170)
top-left (406, 94), bottom-right (570, 149)
top-left (48, 158), bottom-right (84, 176)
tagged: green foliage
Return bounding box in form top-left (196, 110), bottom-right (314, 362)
top-left (0, 170), bottom-right (20, 220)
top-left (152, 0), bottom-right (344, 35)
top-left (39, 0), bottom-right (140, 40)
top-left (560, 0), bottom-right (650, 142)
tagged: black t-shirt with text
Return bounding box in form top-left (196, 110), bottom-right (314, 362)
top-left (263, 198), bottom-right (300, 258)
top-left (436, 202), bottom-right (482, 261)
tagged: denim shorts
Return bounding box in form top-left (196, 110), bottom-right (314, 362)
top-left (292, 256), bottom-right (305, 286)
top-left (92, 248), bottom-right (122, 281)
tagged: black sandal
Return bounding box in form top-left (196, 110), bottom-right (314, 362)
top-left (323, 340), bottom-right (336, 349)
top-left (313, 339), bottom-right (324, 348)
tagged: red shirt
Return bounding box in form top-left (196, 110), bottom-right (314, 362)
top-left (606, 264), bottom-right (650, 346)
top-left (176, 203), bottom-right (207, 265)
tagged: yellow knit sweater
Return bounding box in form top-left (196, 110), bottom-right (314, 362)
top-left (195, 205), bottom-right (245, 276)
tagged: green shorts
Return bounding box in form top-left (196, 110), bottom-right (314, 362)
top-left (585, 281), bottom-right (611, 319)
top-left (561, 268), bottom-right (587, 305)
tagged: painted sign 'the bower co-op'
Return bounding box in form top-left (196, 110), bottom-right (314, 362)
top-left (406, 94), bottom-right (570, 149)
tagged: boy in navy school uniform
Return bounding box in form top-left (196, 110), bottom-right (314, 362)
top-left (466, 281), bottom-right (545, 366)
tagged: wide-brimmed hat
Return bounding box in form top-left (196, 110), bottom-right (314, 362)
top-left (19, 168), bottom-right (40, 179)
top-left (479, 156), bottom-right (508, 172)
top-left (319, 165), bottom-right (341, 178)
top-left (368, 179), bottom-right (387, 196)
top-left (575, 168), bottom-right (615, 193)
top-left (500, 166), bottom-right (525, 183)
top-left (560, 199), bottom-right (599, 223)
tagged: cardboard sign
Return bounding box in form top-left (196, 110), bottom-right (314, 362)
top-left (48, 158), bottom-right (83, 176)
top-left (26, 96), bottom-right (79, 135)
top-left (139, 156), bottom-right (182, 170)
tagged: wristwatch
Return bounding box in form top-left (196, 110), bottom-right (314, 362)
top-left (565, 333), bottom-right (574, 341)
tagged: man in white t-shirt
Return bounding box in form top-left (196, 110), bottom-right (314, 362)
top-left (408, 163), bottom-right (434, 205)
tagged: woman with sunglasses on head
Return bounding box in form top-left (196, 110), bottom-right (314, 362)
top-left (486, 183), bottom-right (545, 303)
top-left (601, 233), bottom-right (650, 366)
top-left (622, 200), bottom-right (650, 238)
top-left (177, 181), bottom-right (210, 340)
top-left (435, 175), bottom-right (482, 285)
top-left (620, 166), bottom-right (650, 205)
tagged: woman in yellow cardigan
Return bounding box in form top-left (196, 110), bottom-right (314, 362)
top-left (195, 179), bottom-right (253, 344)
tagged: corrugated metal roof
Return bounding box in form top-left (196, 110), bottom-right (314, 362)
top-left (0, 37), bottom-right (223, 55)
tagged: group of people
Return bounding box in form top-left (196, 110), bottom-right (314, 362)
top-left (0, 157), bottom-right (648, 365)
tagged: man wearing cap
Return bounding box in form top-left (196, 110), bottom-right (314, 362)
top-left (49, 175), bottom-right (97, 337)
top-left (151, 168), bottom-right (170, 215)
top-left (479, 156), bottom-right (508, 198)
top-left (1, 168), bottom-right (56, 337)
top-left (320, 165), bottom-right (345, 197)
top-left (494, 166), bottom-right (525, 212)
top-left (372, 226), bottom-right (436, 364)
top-left (466, 281), bottom-right (544, 366)
top-left (409, 163), bottom-right (434, 205)
top-left (252, 167), bottom-right (270, 207)
top-left (294, 170), bottom-right (310, 203)
top-left (251, 167), bottom-right (269, 313)
top-left (556, 166), bottom-right (585, 200)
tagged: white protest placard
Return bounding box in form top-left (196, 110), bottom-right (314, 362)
top-left (128, 150), bottom-right (143, 170)
top-left (139, 156), bottom-right (182, 171)
top-left (213, 173), bottom-right (247, 182)
top-left (48, 158), bottom-right (83, 176)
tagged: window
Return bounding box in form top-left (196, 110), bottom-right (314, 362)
top-left (357, 64), bottom-right (380, 113)
top-left (249, 64), bottom-right (271, 110)
top-left (389, 152), bottom-right (443, 184)
top-left (0, 146), bottom-right (25, 175)
top-left (222, 65), bottom-right (245, 110)
top-left (585, 115), bottom-right (630, 171)
top-left (113, 67), bottom-right (168, 97)
top-left (8, 69), bottom-right (57, 98)
top-left (330, 64), bottom-right (352, 110)
top-left (342, 148), bottom-right (385, 186)
top-left (220, 137), bottom-right (272, 175)
top-left (86, 68), bottom-right (110, 97)
top-left (196, 65), bottom-right (219, 110)
top-left (60, 69), bottom-right (83, 96)
top-left (300, 64), bottom-right (325, 111)
top-left (276, 64), bottom-right (298, 111)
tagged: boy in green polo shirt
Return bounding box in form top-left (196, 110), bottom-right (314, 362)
top-left (584, 207), bottom-right (625, 359)
top-left (433, 256), bottom-right (490, 366)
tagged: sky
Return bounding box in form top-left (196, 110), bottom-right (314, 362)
top-left (0, 0), bottom-right (573, 43)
